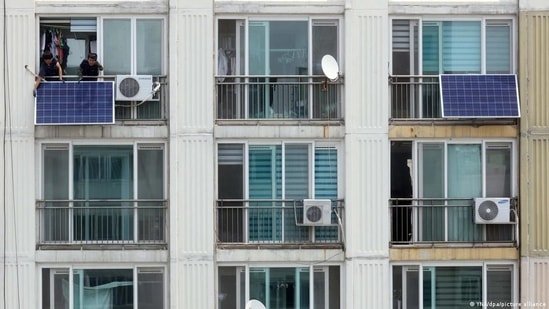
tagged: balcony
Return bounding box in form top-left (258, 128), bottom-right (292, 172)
top-left (34, 75), bottom-right (168, 124)
top-left (216, 75), bottom-right (343, 121)
top-left (389, 75), bottom-right (441, 120)
top-left (216, 199), bottom-right (344, 248)
top-left (36, 199), bottom-right (168, 249)
top-left (389, 198), bottom-right (518, 247)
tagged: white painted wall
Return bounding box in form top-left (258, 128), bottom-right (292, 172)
top-left (0, 0), bottom-right (37, 307)
top-left (169, 1), bottom-right (215, 308)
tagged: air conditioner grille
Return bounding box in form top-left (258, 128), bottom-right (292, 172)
top-left (119, 77), bottom-right (140, 97)
top-left (477, 200), bottom-right (499, 221)
top-left (305, 206), bottom-right (323, 223)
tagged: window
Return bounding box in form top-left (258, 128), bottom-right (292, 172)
top-left (392, 18), bottom-right (513, 75)
top-left (41, 267), bottom-right (164, 309)
top-left (390, 141), bottom-right (516, 243)
top-left (39, 17), bottom-right (164, 76)
top-left (390, 18), bottom-right (514, 118)
top-left (40, 143), bottom-right (166, 244)
top-left (38, 17), bottom-right (166, 120)
top-left (218, 266), bottom-right (340, 309)
top-left (392, 264), bottom-right (514, 309)
top-left (217, 18), bottom-right (341, 119)
top-left (217, 142), bottom-right (340, 243)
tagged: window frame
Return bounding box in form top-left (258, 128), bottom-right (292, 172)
top-left (39, 141), bottom-right (167, 201)
top-left (391, 262), bottom-right (518, 308)
top-left (40, 265), bottom-right (167, 309)
top-left (389, 16), bottom-right (517, 75)
top-left (413, 139), bottom-right (518, 199)
top-left (37, 16), bottom-right (167, 76)
top-left (216, 16), bottom-right (343, 76)
top-left (216, 141), bottom-right (343, 201)
top-left (217, 264), bottom-right (341, 309)
top-left (38, 141), bottom-right (167, 244)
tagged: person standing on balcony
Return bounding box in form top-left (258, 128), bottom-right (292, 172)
top-left (78, 53), bottom-right (104, 81)
top-left (33, 51), bottom-right (63, 97)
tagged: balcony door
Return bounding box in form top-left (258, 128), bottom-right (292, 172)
top-left (73, 145), bottom-right (134, 241)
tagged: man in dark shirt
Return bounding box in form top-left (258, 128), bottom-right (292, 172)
top-left (79, 53), bottom-right (104, 81)
top-left (33, 51), bottom-right (63, 96)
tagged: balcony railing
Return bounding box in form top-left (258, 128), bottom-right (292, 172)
top-left (389, 75), bottom-right (441, 119)
top-left (389, 198), bottom-right (518, 246)
top-left (52, 75), bottom-right (168, 121)
top-left (216, 199), bottom-right (344, 246)
top-left (216, 75), bottom-right (343, 120)
top-left (36, 199), bottom-right (168, 247)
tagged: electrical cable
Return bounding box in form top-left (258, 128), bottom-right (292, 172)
top-left (4, 0), bottom-right (22, 307)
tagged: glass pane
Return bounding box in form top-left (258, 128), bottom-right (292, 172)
top-left (138, 147), bottom-right (164, 242)
top-left (447, 144), bottom-right (482, 241)
top-left (486, 144), bottom-right (511, 197)
top-left (441, 21), bottom-right (481, 73)
top-left (314, 270), bottom-right (326, 309)
top-left (419, 143), bottom-right (445, 241)
top-left (315, 147), bottom-right (339, 240)
top-left (42, 269), bottom-right (70, 309)
top-left (267, 268), bottom-right (308, 309)
top-left (405, 268), bottom-right (419, 309)
top-left (284, 145), bottom-right (309, 242)
top-left (269, 21), bottom-right (308, 75)
top-left (249, 269), bottom-right (267, 305)
top-left (433, 267), bottom-right (482, 309)
top-left (218, 267), bottom-right (238, 309)
top-left (298, 268), bottom-right (310, 309)
top-left (218, 144), bottom-right (244, 242)
top-left (249, 22), bottom-right (267, 75)
top-left (138, 270), bottom-right (164, 309)
top-left (422, 23), bottom-right (440, 75)
top-left (103, 19), bottom-right (131, 75)
top-left (137, 19), bottom-right (162, 75)
top-left (486, 144), bottom-right (513, 241)
top-left (487, 268), bottom-right (512, 304)
top-left (248, 146), bottom-right (282, 241)
top-left (313, 21), bottom-right (337, 75)
top-left (44, 147), bottom-right (69, 241)
top-left (73, 146), bottom-right (134, 241)
top-left (486, 24), bottom-right (511, 73)
top-left (73, 269), bottom-right (133, 309)
top-left (138, 148), bottom-right (163, 200)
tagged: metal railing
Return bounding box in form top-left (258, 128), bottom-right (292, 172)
top-left (216, 75), bottom-right (343, 120)
top-left (389, 75), bottom-right (441, 119)
top-left (36, 199), bottom-right (168, 247)
top-left (389, 198), bottom-right (518, 246)
top-left (43, 75), bottom-right (168, 121)
top-left (216, 199), bottom-right (344, 245)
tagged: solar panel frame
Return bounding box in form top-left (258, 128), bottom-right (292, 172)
top-left (35, 81), bottom-right (115, 125)
top-left (440, 74), bottom-right (520, 119)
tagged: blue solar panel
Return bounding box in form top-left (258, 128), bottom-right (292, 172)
top-left (440, 74), bottom-right (520, 118)
top-left (35, 81), bottom-right (115, 125)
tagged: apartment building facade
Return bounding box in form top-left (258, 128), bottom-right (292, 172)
top-left (0, 0), bottom-right (548, 308)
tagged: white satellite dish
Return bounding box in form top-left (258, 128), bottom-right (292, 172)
top-left (321, 54), bottom-right (340, 82)
top-left (246, 299), bottom-right (266, 309)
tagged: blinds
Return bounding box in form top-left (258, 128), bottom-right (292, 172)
top-left (423, 21), bottom-right (483, 74)
top-left (247, 144), bottom-right (339, 241)
top-left (486, 23), bottom-right (511, 73)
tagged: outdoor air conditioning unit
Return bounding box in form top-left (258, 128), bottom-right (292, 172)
top-left (474, 197), bottom-right (511, 224)
top-left (303, 199), bottom-right (332, 226)
top-left (116, 75), bottom-right (153, 101)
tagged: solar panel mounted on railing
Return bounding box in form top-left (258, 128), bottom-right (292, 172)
top-left (440, 74), bottom-right (520, 118)
top-left (35, 81), bottom-right (115, 125)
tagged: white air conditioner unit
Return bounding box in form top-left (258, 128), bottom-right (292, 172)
top-left (116, 75), bottom-right (153, 101)
top-left (303, 199), bottom-right (332, 226)
top-left (474, 197), bottom-right (511, 224)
